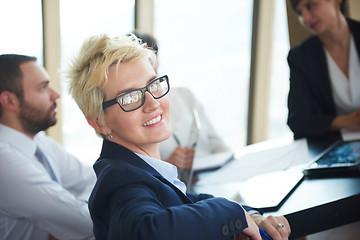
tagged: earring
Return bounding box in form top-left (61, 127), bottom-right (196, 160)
top-left (106, 131), bottom-right (113, 139)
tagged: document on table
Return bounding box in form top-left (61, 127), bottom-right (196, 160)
top-left (196, 138), bottom-right (311, 185)
top-left (192, 151), bottom-right (234, 171)
top-left (341, 129), bottom-right (360, 141)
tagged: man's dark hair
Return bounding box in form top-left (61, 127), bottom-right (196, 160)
top-left (132, 32), bottom-right (159, 55)
top-left (0, 54), bottom-right (37, 116)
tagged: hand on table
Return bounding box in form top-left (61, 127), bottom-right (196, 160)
top-left (251, 214), bottom-right (291, 240)
top-left (332, 108), bottom-right (360, 131)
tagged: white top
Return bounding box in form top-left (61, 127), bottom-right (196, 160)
top-left (326, 35), bottom-right (360, 115)
top-left (135, 153), bottom-right (187, 193)
top-left (0, 124), bottom-right (96, 240)
top-left (158, 87), bottom-right (230, 160)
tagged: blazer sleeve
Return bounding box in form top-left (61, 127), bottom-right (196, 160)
top-left (97, 167), bottom-right (248, 240)
top-left (186, 192), bottom-right (262, 214)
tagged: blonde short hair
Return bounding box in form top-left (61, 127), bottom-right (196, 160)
top-left (66, 33), bottom-right (157, 135)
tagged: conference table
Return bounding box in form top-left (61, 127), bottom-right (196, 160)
top-left (191, 135), bottom-right (360, 239)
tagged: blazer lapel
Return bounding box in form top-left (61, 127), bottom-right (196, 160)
top-left (154, 175), bottom-right (194, 204)
top-left (100, 140), bottom-right (194, 204)
top-left (348, 19), bottom-right (360, 60)
top-left (306, 37), bottom-right (337, 113)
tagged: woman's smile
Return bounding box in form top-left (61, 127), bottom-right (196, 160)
top-left (142, 114), bottom-right (162, 127)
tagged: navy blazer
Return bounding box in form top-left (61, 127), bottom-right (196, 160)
top-left (287, 19), bottom-right (360, 139)
top-left (89, 140), bottom-right (251, 240)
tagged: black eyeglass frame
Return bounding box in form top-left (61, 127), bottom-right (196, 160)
top-left (102, 75), bottom-right (170, 112)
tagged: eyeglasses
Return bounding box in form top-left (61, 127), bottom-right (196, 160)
top-left (102, 75), bottom-right (170, 112)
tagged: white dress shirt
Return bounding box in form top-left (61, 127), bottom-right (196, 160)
top-left (0, 124), bottom-right (96, 240)
top-left (326, 35), bottom-right (360, 115)
top-left (135, 153), bottom-right (187, 194)
top-left (158, 87), bottom-right (230, 160)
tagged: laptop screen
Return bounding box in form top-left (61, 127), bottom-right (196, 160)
top-left (303, 140), bottom-right (360, 178)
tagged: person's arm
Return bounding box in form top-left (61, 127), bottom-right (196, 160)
top-left (95, 166), bottom-right (256, 240)
top-left (107, 184), bottom-right (257, 240)
top-left (330, 107), bottom-right (360, 131)
top-left (0, 147), bottom-right (94, 240)
top-left (287, 49), bottom-right (335, 138)
top-left (165, 146), bottom-right (194, 170)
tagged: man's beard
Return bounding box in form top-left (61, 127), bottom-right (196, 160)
top-left (19, 100), bottom-right (57, 135)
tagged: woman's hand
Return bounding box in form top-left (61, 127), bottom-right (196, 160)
top-left (251, 214), bottom-right (291, 240)
top-left (332, 108), bottom-right (360, 131)
top-left (166, 147), bottom-right (195, 170)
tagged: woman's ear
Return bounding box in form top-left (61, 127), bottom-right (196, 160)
top-left (87, 118), bottom-right (107, 135)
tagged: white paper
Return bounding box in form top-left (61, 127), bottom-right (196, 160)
top-left (341, 129), bottom-right (360, 141)
top-left (192, 151), bottom-right (234, 171)
top-left (196, 137), bottom-right (311, 185)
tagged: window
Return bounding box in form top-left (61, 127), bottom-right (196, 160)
top-left (60, 0), bottom-right (135, 165)
top-left (268, 0), bottom-right (292, 139)
top-left (0, 0), bottom-right (43, 63)
top-left (154, 0), bottom-right (253, 150)
top-left (1, 0), bottom-right (292, 163)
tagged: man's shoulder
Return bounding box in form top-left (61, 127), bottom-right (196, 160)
top-left (0, 140), bottom-right (14, 157)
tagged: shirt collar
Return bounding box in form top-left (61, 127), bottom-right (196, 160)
top-left (134, 152), bottom-right (187, 193)
top-left (0, 123), bottom-right (37, 158)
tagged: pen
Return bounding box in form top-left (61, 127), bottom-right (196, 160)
top-left (173, 134), bottom-right (181, 146)
top-left (259, 228), bottom-right (272, 240)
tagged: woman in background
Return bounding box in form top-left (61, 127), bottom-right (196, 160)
top-left (287, 0), bottom-right (360, 139)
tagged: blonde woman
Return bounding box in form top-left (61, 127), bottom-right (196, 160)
top-left (66, 34), bottom-right (290, 240)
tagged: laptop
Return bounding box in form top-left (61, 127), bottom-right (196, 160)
top-left (303, 140), bottom-right (360, 178)
top-left (178, 109), bottom-right (201, 190)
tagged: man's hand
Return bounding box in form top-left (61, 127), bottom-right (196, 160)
top-left (166, 147), bottom-right (194, 170)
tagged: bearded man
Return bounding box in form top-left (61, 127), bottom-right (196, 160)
top-left (0, 54), bottom-right (95, 240)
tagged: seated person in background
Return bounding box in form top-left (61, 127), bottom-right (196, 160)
top-left (66, 33), bottom-right (291, 240)
top-left (158, 86), bottom-right (231, 170)
top-left (132, 31), bottom-right (231, 171)
top-left (287, 0), bottom-right (360, 140)
top-left (0, 54), bottom-right (96, 240)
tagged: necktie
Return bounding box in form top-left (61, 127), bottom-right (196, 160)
top-left (35, 146), bottom-right (58, 182)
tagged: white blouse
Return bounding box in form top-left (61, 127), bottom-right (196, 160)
top-left (325, 34), bottom-right (360, 115)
